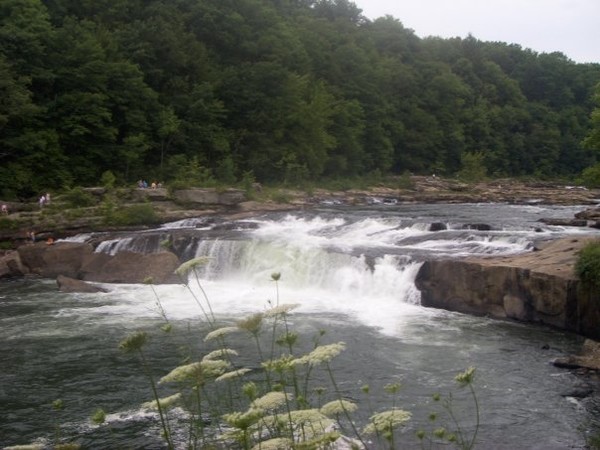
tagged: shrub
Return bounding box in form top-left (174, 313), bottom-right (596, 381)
top-left (578, 163), bottom-right (600, 189)
top-left (457, 152), bottom-right (487, 183)
top-left (61, 187), bottom-right (97, 208)
top-left (105, 203), bottom-right (158, 226)
top-left (0, 217), bottom-right (18, 231)
top-left (575, 240), bottom-right (600, 288)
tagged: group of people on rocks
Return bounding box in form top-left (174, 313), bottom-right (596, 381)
top-left (137, 180), bottom-right (162, 189)
top-left (39, 192), bottom-right (51, 208)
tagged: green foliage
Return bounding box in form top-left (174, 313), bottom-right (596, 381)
top-left (575, 240), bottom-right (600, 289)
top-left (100, 170), bottom-right (117, 189)
top-left (61, 187), bottom-right (97, 208)
top-left (578, 163), bottom-right (600, 188)
top-left (457, 152), bottom-right (488, 183)
top-left (398, 170), bottom-right (415, 190)
top-left (0, 217), bottom-right (18, 231)
top-left (104, 203), bottom-right (158, 226)
top-left (0, 0), bottom-right (598, 196)
top-left (166, 155), bottom-right (216, 189)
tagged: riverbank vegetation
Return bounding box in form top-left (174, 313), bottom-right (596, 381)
top-left (576, 240), bottom-right (600, 290)
top-left (1, 0), bottom-right (600, 201)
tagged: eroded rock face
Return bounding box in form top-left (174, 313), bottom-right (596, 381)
top-left (14, 242), bottom-right (181, 285)
top-left (57, 275), bottom-right (108, 293)
top-left (17, 242), bottom-right (95, 278)
top-left (0, 251), bottom-right (28, 278)
top-left (415, 237), bottom-right (600, 339)
top-left (80, 250), bottom-right (181, 284)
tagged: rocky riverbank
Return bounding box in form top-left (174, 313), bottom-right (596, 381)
top-left (1, 176), bottom-right (599, 246)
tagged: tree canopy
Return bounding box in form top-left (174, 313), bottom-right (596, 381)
top-left (1, 0), bottom-right (599, 197)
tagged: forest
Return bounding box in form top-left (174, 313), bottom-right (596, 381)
top-left (1, 0), bottom-right (600, 199)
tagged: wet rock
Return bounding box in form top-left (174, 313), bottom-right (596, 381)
top-left (80, 250), bottom-right (181, 284)
top-left (416, 237), bottom-right (600, 339)
top-left (429, 222), bottom-right (447, 232)
top-left (0, 251), bottom-right (28, 278)
top-left (575, 207), bottom-right (600, 221)
top-left (462, 223), bottom-right (492, 231)
top-left (539, 218), bottom-right (588, 227)
top-left (57, 275), bottom-right (108, 293)
top-left (17, 242), bottom-right (94, 278)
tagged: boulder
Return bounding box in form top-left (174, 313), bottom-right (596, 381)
top-left (553, 339), bottom-right (600, 371)
top-left (17, 242), bottom-right (94, 278)
top-left (461, 223), bottom-right (492, 231)
top-left (80, 250), bottom-right (181, 284)
top-left (0, 251), bottom-right (28, 278)
top-left (57, 274), bottom-right (108, 293)
top-left (429, 222), bottom-right (447, 232)
top-left (539, 218), bottom-right (588, 227)
top-left (575, 207), bottom-right (600, 221)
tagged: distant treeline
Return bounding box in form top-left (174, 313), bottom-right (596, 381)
top-left (1, 0), bottom-right (600, 198)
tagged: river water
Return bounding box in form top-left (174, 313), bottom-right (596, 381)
top-left (1, 203), bottom-right (599, 449)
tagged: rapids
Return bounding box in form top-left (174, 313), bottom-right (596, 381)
top-left (1, 203), bottom-right (599, 449)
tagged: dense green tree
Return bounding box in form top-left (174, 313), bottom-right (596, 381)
top-left (0, 0), bottom-right (597, 197)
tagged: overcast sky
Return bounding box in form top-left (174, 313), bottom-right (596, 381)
top-left (354, 0), bottom-right (600, 64)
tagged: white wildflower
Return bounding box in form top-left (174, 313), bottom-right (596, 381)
top-left (216, 368), bottom-right (252, 382)
top-left (264, 303), bottom-right (300, 317)
top-left (142, 393), bottom-right (182, 410)
top-left (262, 355), bottom-right (297, 373)
top-left (204, 326), bottom-right (239, 342)
top-left (159, 359), bottom-right (229, 384)
top-left (288, 409), bottom-right (333, 434)
top-left (251, 391), bottom-right (289, 410)
top-left (295, 342), bottom-right (346, 366)
top-left (363, 409), bottom-right (411, 434)
top-left (455, 366), bottom-right (476, 386)
top-left (202, 348), bottom-right (238, 361)
top-left (320, 399), bottom-right (358, 417)
top-left (250, 437), bottom-right (293, 450)
top-left (174, 256), bottom-right (210, 279)
top-left (222, 408), bottom-right (264, 429)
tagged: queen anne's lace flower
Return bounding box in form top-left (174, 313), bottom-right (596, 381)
top-left (204, 326), bottom-right (239, 342)
top-left (363, 409), bottom-right (411, 434)
top-left (159, 359), bottom-right (229, 384)
top-left (295, 342), bottom-right (346, 366)
top-left (202, 348), bottom-right (238, 361)
top-left (216, 368), bottom-right (252, 382)
top-left (264, 303), bottom-right (300, 317)
top-left (455, 366), bottom-right (476, 386)
top-left (222, 408), bottom-right (264, 430)
top-left (251, 391), bottom-right (289, 410)
top-left (142, 393), bottom-right (182, 410)
top-left (174, 257), bottom-right (210, 278)
top-left (319, 399), bottom-right (358, 417)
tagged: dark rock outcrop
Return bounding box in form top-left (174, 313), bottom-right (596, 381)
top-left (416, 237), bottom-right (600, 339)
top-left (10, 242), bottom-right (181, 285)
top-left (553, 339), bottom-right (600, 371)
top-left (17, 242), bottom-right (95, 278)
top-left (80, 250), bottom-right (181, 284)
top-left (57, 274), bottom-right (108, 293)
top-left (0, 251), bottom-right (28, 278)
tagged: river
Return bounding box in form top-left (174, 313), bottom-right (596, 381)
top-left (1, 203), bottom-right (599, 449)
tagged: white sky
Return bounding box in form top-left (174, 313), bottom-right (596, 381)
top-left (355, 0), bottom-right (600, 64)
